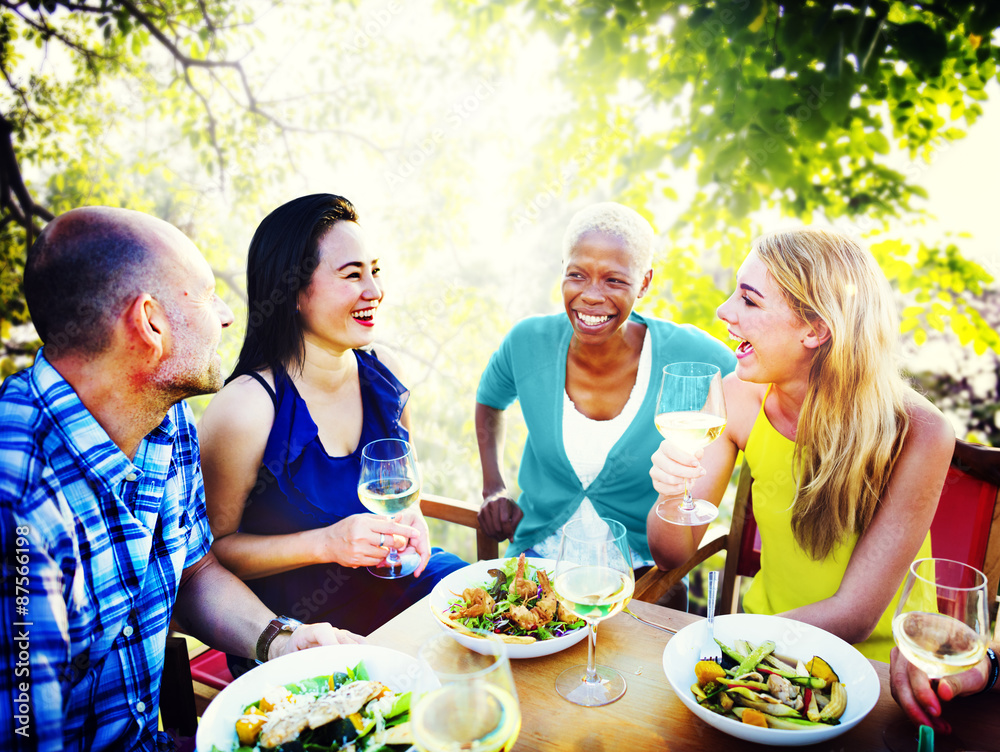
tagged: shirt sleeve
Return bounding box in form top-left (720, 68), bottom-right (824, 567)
top-left (0, 495), bottom-right (70, 752)
top-left (475, 327), bottom-right (520, 410)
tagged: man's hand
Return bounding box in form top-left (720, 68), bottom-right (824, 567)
top-left (889, 646), bottom-right (990, 734)
top-left (478, 495), bottom-right (523, 541)
top-left (270, 622), bottom-right (365, 661)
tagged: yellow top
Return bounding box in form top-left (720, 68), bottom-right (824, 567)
top-left (741, 388), bottom-right (932, 662)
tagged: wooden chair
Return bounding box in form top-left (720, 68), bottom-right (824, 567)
top-left (634, 439), bottom-right (1000, 621)
top-left (158, 492), bottom-right (493, 735)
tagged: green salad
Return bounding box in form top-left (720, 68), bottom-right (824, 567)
top-left (213, 661), bottom-right (412, 752)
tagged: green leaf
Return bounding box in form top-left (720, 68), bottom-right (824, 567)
top-left (866, 130), bottom-right (890, 154)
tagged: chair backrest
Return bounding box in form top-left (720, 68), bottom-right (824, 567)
top-left (420, 492), bottom-right (498, 561)
top-left (721, 439), bottom-right (1000, 617)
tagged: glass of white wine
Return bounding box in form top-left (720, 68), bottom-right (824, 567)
top-left (884, 557), bottom-right (990, 752)
top-left (552, 516), bottom-right (634, 707)
top-left (357, 438), bottom-right (421, 579)
top-left (653, 362), bottom-right (727, 526)
top-left (412, 631), bottom-right (521, 752)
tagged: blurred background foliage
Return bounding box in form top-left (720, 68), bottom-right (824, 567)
top-left (0, 1), bottom-right (997, 571)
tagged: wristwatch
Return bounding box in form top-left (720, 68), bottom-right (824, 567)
top-left (255, 616), bottom-right (303, 664)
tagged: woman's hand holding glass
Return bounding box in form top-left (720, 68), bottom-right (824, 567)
top-left (412, 631), bottom-right (521, 752)
top-left (651, 363), bottom-right (727, 526)
top-left (884, 558), bottom-right (991, 750)
top-left (890, 644), bottom-right (994, 734)
top-left (357, 438), bottom-right (423, 578)
top-left (313, 513), bottom-right (419, 569)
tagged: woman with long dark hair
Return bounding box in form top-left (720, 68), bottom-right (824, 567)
top-left (199, 194), bottom-right (465, 673)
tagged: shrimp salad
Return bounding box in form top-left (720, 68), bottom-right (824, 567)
top-left (443, 554), bottom-right (585, 641)
top-left (213, 661), bottom-right (412, 752)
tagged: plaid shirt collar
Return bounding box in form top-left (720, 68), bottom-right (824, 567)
top-left (30, 349), bottom-right (178, 499)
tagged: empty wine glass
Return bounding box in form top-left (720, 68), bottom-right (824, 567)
top-left (884, 557), bottom-right (990, 752)
top-left (412, 631), bottom-right (521, 752)
top-left (357, 438), bottom-right (421, 579)
top-left (653, 362), bottom-right (727, 526)
top-left (552, 516), bottom-right (634, 707)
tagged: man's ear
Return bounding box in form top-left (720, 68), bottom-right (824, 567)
top-left (125, 294), bottom-right (166, 360)
top-left (802, 318), bottom-right (831, 349)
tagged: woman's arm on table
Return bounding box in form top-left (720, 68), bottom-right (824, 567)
top-left (780, 396), bottom-right (955, 644)
top-left (199, 375), bottom-right (419, 580)
top-left (475, 401), bottom-right (523, 541)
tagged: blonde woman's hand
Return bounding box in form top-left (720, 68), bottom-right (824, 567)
top-left (317, 513), bottom-right (416, 569)
top-left (649, 438), bottom-right (706, 498)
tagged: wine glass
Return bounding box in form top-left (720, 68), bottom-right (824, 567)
top-left (356, 438), bottom-right (421, 579)
top-left (653, 362), bottom-right (727, 526)
top-left (883, 557), bottom-right (990, 752)
top-left (552, 516), bottom-right (635, 707)
top-left (412, 631), bottom-right (521, 752)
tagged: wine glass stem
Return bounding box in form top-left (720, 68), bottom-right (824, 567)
top-left (584, 620), bottom-right (599, 684)
top-left (385, 514), bottom-right (399, 566)
top-left (680, 479), bottom-right (694, 512)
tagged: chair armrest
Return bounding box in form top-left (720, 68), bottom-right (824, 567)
top-left (420, 493), bottom-right (498, 561)
top-left (633, 528), bottom-right (729, 604)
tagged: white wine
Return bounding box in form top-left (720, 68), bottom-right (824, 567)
top-left (553, 566), bottom-right (634, 623)
top-left (357, 478), bottom-right (420, 516)
top-left (412, 683), bottom-right (521, 752)
top-left (892, 611), bottom-right (987, 678)
top-left (654, 411), bottom-right (727, 453)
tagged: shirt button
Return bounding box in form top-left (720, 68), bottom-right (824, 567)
top-left (125, 472), bottom-right (137, 482)
top-left (123, 625), bottom-right (133, 637)
top-left (136, 700), bottom-right (146, 713)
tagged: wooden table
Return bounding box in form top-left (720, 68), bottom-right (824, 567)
top-left (369, 599), bottom-right (999, 751)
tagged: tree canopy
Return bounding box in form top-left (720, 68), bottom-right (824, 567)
top-left (448, 0), bottom-right (1000, 439)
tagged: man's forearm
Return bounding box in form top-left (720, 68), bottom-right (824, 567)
top-left (172, 551), bottom-right (275, 661)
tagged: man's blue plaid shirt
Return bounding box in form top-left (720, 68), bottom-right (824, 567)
top-left (0, 350), bottom-right (213, 751)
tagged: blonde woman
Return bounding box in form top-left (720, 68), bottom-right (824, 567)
top-left (647, 227), bottom-right (955, 661)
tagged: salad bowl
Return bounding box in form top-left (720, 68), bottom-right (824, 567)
top-left (661, 613), bottom-right (879, 746)
top-left (195, 644), bottom-right (431, 752)
top-left (427, 557), bottom-right (589, 659)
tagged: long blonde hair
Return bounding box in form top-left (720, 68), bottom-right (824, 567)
top-left (754, 228), bottom-right (911, 560)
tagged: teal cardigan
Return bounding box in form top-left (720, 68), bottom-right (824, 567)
top-left (476, 312), bottom-right (736, 562)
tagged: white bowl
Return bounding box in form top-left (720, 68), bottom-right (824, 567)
top-left (195, 644), bottom-right (432, 752)
top-left (661, 613), bottom-right (880, 746)
top-left (427, 557), bottom-right (589, 659)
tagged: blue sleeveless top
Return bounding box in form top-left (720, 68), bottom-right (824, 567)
top-left (237, 349), bottom-right (465, 637)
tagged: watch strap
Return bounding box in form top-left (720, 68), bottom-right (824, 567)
top-left (977, 647), bottom-right (999, 695)
top-left (255, 616), bottom-right (301, 664)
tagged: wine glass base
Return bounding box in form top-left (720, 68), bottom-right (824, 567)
top-left (656, 497), bottom-right (718, 526)
top-left (368, 551), bottom-right (420, 579)
top-left (555, 665), bottom-right (627, 707)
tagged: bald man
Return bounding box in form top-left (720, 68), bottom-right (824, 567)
top-left (0, 207), bottom-right (362, 752)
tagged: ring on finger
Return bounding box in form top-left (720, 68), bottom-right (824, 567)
top-left (378, 533), bottom-right (386, 548)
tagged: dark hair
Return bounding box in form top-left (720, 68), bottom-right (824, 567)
top-left (228, 193), bottom-right (358, 382)
top-left (24, 217), bottom-right (155, 358)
